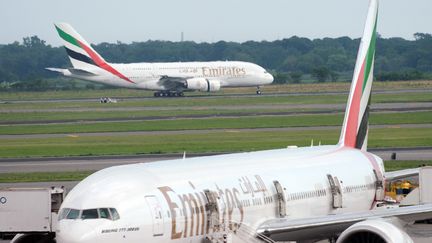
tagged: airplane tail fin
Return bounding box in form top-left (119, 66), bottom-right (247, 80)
top-left (339, 0), bottom-right (378, 151)
top-left (54, 23), bottom-right (107, 70)
top-left (54, 23), bottom-right (135, 84)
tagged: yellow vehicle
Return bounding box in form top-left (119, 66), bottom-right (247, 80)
top-left (385, 180), bottom-right (416, 202)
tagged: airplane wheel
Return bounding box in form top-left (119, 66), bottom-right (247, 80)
top-left (162, 92), bottom-right (168, 97)
top-left (153, 92), bottom-right (159, 97)
top-left (256, 90), bottom-right (262, 95)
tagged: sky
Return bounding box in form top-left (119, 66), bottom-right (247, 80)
top-left (1, 0), bottom-right (431, 46)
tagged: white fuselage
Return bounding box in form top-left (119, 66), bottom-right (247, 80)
top-left (56, 145), bottom-right (384, 243)
top-left (65, 61), bottom-right (274, 91)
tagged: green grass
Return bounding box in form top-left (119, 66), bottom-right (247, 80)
top-left (0, 89), bottom-right (152, 101)
top-left (0, 171), bottom-right (94, 183)
top-left (0, 111), bottom-right (431, 135)
top-left (0, 160), bottom-right (430, 183)
top-left (1, 81), bottom-right (431, 101)
top-left (0, 127), bottom-right (431, 158)
top-left (2, 91), bottom-right (432, 113)
top-left (0, 108), bottom-right (313, 123)
top-left (385, 161), bottom-right (432, 172)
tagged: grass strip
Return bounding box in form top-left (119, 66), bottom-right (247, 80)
top-left (1, 81), bottom-right (431, 100)
top-left (0, 111), bottom-right (431, 135)
top-left (0, 160), bottom-right (430, 183)
top-left (1, 92), bottom-right (432, 112)
top-left (0, 127), bottom-right (431, 158)
top-left (384, 160), bottom-right (432, 172)
top-left (0, 108), bottom-right (295, 123)
top-left (0, 171), bottom-right (94, 183)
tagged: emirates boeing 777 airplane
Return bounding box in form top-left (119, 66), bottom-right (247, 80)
top-left (47, 23), bottom-right (273, 97)
top-left (53, 1), bottom-right (432, 243)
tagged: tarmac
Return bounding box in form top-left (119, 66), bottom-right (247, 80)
top-left (0, 146), bottom-right (430, 174)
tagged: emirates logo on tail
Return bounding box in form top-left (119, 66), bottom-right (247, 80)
top-left (55, 23), bottom-right (135, 84)
top-left (339, 0), bottom-right (378, 151)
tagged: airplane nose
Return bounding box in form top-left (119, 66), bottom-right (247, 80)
top-left (56, 221), bottom-right (98, 243)
top-left (265, 73), bottom-right (274, 84)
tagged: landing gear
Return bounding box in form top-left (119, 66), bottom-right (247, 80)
top-left (256, 86), bottom-right (262, 95)
top-left (153, 92), bottom-right (162, 97)
top-left (153, 91), bottom-right (184, 97)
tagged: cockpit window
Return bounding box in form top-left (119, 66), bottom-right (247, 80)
top-left (81, 209), bottom-right (99, 219)
top-left (66, 209), bottom-right (80, 220)
top-left (59, 207), bottom-right (120, 221)
top-left (99, 208), bottom-right (111, 220)
top-left (59, 208), bottom-right (70, 220)
top-left (109, 208), bottom-right (120, 221)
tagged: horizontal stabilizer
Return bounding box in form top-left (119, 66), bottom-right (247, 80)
top-left (68, 68), bottom-right (97, 76)
top-left (46, 67), bottom-right (96, 76)
top-left (46, 67), bottom-right (68, 74)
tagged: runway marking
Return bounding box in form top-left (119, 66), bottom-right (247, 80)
top-left (225, 130), bottom-right (241, 133)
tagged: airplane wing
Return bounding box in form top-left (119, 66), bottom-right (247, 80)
top-left (157, 75), bottom-right (189, 90)
top-left (256, 204), bottom-right (432, 242)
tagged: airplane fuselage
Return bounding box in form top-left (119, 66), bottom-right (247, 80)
top-left (63, 61), bottom-right (273, 91)
top-left (57, 145), bottom-right (384, 243)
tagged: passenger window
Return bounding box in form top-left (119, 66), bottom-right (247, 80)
top-left (109, 208), bottom-right (120, 221)
top-left (66, 209), bottom-right (80, 220)
top-left (81, 209), bottom-right (99, 219)
top-left (99, 208), bottom-right (111, 220)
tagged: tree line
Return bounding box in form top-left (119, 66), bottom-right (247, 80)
top-left (1, 33), bottom-right (432, 90)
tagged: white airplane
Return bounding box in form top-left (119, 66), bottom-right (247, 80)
top-left (47, 23), bottom-right (274, 97)
top-left (56, 1), bottom-right (432, 243)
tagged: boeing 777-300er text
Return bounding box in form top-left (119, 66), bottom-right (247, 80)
top-left (54, 1), bottom-right (432, 242)
top-left (47, 24), bottom-right (273, 97)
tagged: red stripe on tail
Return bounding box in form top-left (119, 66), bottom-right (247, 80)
top-left (76, 40), bottom-right (135, 84)
top-left (344, 59), bottom-right (366, 147)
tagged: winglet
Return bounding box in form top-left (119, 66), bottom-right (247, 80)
top-left (339, 0), bottom-right (379, 150)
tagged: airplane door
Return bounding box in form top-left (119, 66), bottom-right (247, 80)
top-left (145, 195), bottom-right (164, 236)
top-left (327, 174), bottom-right (343, 208)
top-left (204, 189), bottom-right (220, 231)
top-left (218, 193), bottom-right (227, 231)
top-left (373, 169), bottom-right (385, 201)
top-left (273, 180), bottom-right (287, 217)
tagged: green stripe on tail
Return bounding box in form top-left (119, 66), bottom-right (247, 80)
top-left (55, 25), bottom-right (81, 49)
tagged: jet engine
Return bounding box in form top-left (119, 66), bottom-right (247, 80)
top-left (185, 78), bottom-right (221, 92)
top-left (337, 220), bottom-right (413, 243)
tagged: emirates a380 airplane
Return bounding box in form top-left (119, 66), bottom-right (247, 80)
top-left (47, 23), bottom-right (273, 97)
top-left (55, 1), bottom-right (432, 242)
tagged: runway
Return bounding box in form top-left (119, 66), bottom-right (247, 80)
top-left (2, 101), bottom-right (432, 113)
top-left (0, 147), bottom-right (430, 174)
top-left (0, 123), bottom-right (431, 139)
top-left (1, 88), bottom-right (431, 104)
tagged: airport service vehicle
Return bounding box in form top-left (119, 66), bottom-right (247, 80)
top-left (0, 187), bottom-right (65, 242)
top-left (55, 0), bottom-right (432, 242)
top-left (47, 24), bottom-right (274, 97)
